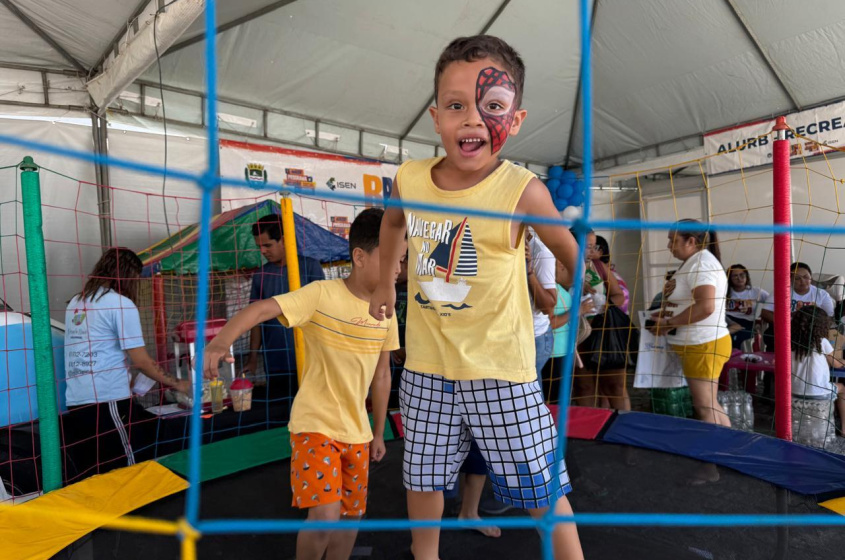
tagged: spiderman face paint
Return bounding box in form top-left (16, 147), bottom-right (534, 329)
top-left (476, 67), bottom-right (517, 154)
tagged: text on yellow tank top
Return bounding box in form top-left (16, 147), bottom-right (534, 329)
top-left (397, 157), bottom-right (537, 383)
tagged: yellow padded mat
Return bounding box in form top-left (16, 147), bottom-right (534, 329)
top-left (0, 461), bottom-right (188, 560)
top-left (819, 496), bottom-right (845, 516)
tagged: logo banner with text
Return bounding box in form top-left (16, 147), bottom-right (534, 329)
top-left (704, 100), bottom-right (845, 175)
top-left (220, 139), bottom-right (398, 238)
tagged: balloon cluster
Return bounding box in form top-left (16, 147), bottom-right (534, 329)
top-left (545, 166), bottom-right (586, 211)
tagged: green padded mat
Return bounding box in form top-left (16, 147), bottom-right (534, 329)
top-left (159, 414), bottom-right (397, 482)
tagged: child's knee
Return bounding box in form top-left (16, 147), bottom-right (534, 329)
top-left (307, 502), bottom-right (342, 522)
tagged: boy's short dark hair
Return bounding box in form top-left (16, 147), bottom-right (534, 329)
top-left (434, 35), bottom-right (526, 108)
top-left (349, 208), bottom-right (384, 256)
top-left (252, 214), bottom-right (282, 241)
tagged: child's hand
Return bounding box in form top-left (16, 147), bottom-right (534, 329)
top-left (370, 436), bottom-right (386, 462)
top-left (391, 348), bottom-right (406, 365)
top-left (203, 341), bottom-right (233, 379)
top-left (369, 283), bottom-right (396, 321)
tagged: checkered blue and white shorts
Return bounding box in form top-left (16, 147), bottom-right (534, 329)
top-left (399, 369), bottom-right (571, 509)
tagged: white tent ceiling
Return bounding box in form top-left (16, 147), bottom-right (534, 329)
top-left (2, 0), bottom-right (845, 166)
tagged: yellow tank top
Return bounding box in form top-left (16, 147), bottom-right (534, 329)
top-left (397, 157), bottom-right (537, 383)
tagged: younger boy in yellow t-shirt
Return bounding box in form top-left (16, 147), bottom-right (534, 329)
top-left (204, 208), bottom-right (400, 560)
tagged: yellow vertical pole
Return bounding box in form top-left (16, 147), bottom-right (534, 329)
top-left (280, 196), bottom-right (305, 385)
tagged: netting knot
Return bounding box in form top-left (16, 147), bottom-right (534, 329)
top-left (176, 517), bottom-right (200, 542)
top-left (569, 218), bottom-right (591, 236)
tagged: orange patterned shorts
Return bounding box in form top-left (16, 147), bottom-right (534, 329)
top-left (290, 432), bottom-right (370, 516)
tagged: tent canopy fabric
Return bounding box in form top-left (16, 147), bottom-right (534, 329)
top-left (2, 1), bottom-right (845, 165)
top-left (138, 199), bottom-right (350, 276)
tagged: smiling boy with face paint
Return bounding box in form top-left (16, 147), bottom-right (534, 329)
top-left (369, 36), bottom-right (583, 560)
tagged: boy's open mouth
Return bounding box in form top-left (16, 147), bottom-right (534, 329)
top-left (459, 137), bottom-right (487, 156)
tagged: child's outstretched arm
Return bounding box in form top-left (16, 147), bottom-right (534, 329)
top-left (369, 179), bottom-right (407, 321)
top-left (369, 350), bottom-right (392, 462)
top-left (517, 177), bottom-right (579, 288)
top-left (203, 298), bottom-right (283, 379)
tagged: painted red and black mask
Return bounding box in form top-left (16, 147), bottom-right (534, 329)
top-left (475, 67), bottom-right (518, 154)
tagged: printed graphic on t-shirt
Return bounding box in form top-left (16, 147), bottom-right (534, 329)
top-left (408, 212), bottom-right (477, 312)
top-left (66, 308), bottom-right (98, 377)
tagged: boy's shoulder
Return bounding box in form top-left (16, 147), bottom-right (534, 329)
top-left (399, 158), bottom-right (534, 190)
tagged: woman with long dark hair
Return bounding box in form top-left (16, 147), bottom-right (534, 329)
top-left (62, 247), bottom-right (189, 482)
top-left (725, 264), bottom-right (768, 350)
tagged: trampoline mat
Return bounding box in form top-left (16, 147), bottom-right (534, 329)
top-left (82, 439), bottom-right (845, 560)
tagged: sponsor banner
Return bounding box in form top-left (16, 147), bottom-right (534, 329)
top-left (220, 139), bottom-right (399, 237)
top-left (704, 100), bottom-right (845, 175)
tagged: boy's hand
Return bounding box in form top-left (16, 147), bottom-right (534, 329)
top-left (370, 436), bottom-right (386, 462)
top-left (203, 341), bottom-right (233, 379)
top-left (369, 282), bottom-right (396, 321)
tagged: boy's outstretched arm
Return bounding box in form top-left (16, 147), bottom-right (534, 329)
top-left (369, 179), bottom-right (407, 321)
top-left (203, 298), bottom-right (283, 379)
top-left (369, 351), bottom-right (392, 462)
top-left (517, 177), bottom-right (580, 289)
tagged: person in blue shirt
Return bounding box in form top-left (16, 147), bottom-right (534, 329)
top-left (62, 247), bottom-right (190, 483)
top-left (245, 214), bottom-right (325, 407)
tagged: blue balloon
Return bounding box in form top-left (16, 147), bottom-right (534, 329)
top-left (554, 196), bottom-right (568, 211)
top-left (548, 166), bottom-right (564, 179)
top-left (561, 170), bottom-right (577, 184)
top-left (570, 192), bottom-right (584, 206)
top-left (546, 178), bottom-right (561, 192)
top-left (557, 184), bottom-right (573, 200)
top-left (573, 179), bottom-right (585, 195)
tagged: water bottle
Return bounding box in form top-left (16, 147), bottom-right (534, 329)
top-left (742, 393), bottom-right (754, 432)
top-left (728, 368), bottom-right (739, 392)
top-left (717, 391), bottom-right (728, 415)
top-left (722, 391), bottom-right (736, 426)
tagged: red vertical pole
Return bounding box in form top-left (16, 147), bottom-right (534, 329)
top-left (772, 116), bottom-right (792, 441)
top-left (152, 274), bottom-right (168, 367)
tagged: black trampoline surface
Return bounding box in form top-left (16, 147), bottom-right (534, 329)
top-left (73, 438), bottom-right (845, 560)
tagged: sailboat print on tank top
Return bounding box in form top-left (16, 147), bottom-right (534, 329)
top-left (418, 218), bottom-right (477, 305)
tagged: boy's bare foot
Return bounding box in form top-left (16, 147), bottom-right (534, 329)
top-left (458, 514), bottom-right (501, 538)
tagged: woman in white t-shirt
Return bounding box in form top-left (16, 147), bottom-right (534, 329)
top-left (761, 262), bottom-right (835, 352)
top-left (647, 220), bottom-right (731, 428)
top-left (62, 248), bottom-right (189, 483)
top-left (725, 264), bottom-right (769, 350)
top-left (791, 306), bottom-right (845, 434)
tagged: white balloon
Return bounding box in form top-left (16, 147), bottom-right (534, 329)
top-left (561, 206), bottom-right (582, 221)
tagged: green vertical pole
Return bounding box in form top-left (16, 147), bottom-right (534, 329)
top-left (20, 156), bottom-right (61, 492)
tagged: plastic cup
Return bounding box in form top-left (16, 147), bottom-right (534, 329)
top-left (231, 387), bottom-right (253, 412)
top-left (210, 379), bottom-right (224, 414)
top-left (230, 376), bottom-right (254, 412)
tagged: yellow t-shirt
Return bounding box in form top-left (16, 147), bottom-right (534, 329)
top-left (397, 157), bottom-right (536, 383)
top-left (274, 279), bottom-right (399, 444)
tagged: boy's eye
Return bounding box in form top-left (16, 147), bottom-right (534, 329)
top-left (446, 102), bottom-right (463, 110)
top-left (487, 102), bottom-right (504, 111)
